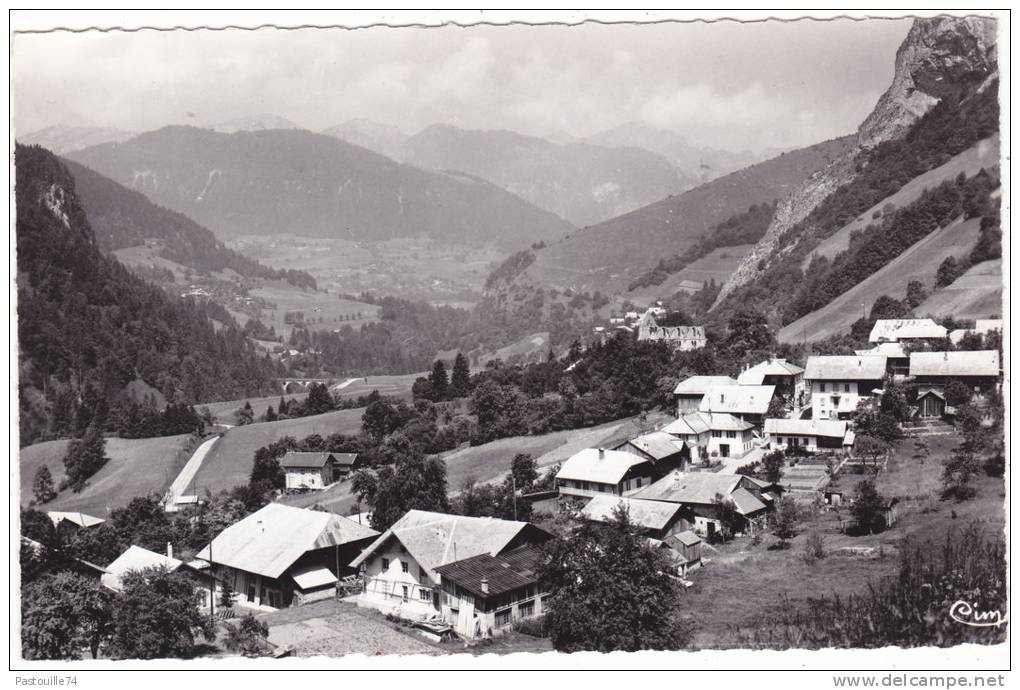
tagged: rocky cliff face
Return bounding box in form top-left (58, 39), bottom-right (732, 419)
top-left (717, 15), bottom-right (998, 303)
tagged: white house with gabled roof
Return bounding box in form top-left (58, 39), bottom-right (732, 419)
top-left (804, 355), bottom-right (887, 420)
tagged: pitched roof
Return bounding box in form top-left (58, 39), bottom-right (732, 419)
top-left (737, 359), bottom-right (804, 385)
top-left (580, 495), bottom-right (684, 531)
top-left (663, 411), bottom-right (752, 435)
top-left (764, 418), bottom-right (848, 439)
top-left (804, 355), bottom-right (887, 380)
top-left (671, 530), bottom-right (702, 547)
top-left (555, 448), bottom-right (650, 485)
top-left (101, 545), bottom-right (182, 591)
top-left (618, 431), bottom-right (685, 460)
top-left (47, 511), bottom-right (105, 528)
top-left (279, 451), bottom-right (334, 469)
top-left (349, 510), bottom-right (546, 573)
top-left (673, 375), bottom-right (736, 395)
top-left (195, 503), bottom-right (379, 579)
top-left (869, 318), bottom-right (947, 343)
top-left (634, 471), bottom-right (751, 510)
top-left (729, 487), bottom-right (767, 516)
top-left (699, 385), bottom-right (775, 415)
top-left (909, 350), bottom-right (1000, 377)
top-left (855, 342), bottom-right (908, 358)
top-left (332, 453), bottom-right (359, 467)
top-left (434, 545), bottom-right (542, 599)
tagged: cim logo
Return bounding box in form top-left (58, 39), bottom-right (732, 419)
top-left (949, 600), bottom-right (1008, 628)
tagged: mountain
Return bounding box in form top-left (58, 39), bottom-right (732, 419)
top-left (60, 158), bottom-right (314, 286)
top-left (210, 113), bottom-right (301, 133)
top-left (321, 118), bottom-right (409, 160)
top-left (15, 144), bottom-right (280, 445)
top-left (500, 135), bottom-right (852, 296)
top-left (584, 122), bottom-right (766, 187)
top-left (18, 125), bottom-right (135, 154)
top-left (65, 126), bottom-right (574, 250)
top-left (402, 124), bottom-right (695, 227)
top-left (715, 16), bottom-right (1000, 336)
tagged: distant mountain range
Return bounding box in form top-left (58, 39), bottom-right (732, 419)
top-left (18, 125), bottom-right (136, 154)
top-left (400, 124), bottom-right (694, 227)
top-left (582, 121), bottom-right (771, 185)
top-left (65, 126), bottom-right (574, 251)
top-left (210, 113), bottom-right (301, 133)
top-left (321, 118), bottom-right (409, 161)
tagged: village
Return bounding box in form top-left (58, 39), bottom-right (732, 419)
top-left (21, 311), bottom-right (1004, 657)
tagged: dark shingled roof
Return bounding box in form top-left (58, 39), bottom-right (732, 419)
top-left (279, 451), bottom-right (334, 469)
top-left (434, 545), bottom-right (543, 599)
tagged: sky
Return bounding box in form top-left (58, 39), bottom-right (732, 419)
top-left (13, 17), bottom-right (912, 153)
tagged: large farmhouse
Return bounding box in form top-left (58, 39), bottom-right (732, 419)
top-left (350, 510), bottom-right (552, 626)
top-left (635, 471), bottom-right (774, 539)
top-left (869, 318), bottom-right (948, 345)
top-left (280, 451), bottom-right (360, 490)
top-left (698, 385), bottom-right (775, 427)
top-left (908, 350), bottom-right (1001, 389)
top-left (555, 447), bottom-right (655, 499)
top-left (195, 503), bottom-right (378, 610)
top-left (673, 375), bottom-right (737, 414)
top-left (662, 411), bottom-right (756, 460)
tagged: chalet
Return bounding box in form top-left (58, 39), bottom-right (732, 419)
top-left (698, 384), bottom-right (775, 427)
top-left (350, 510), bottom-right (552, 622)
top-left (673, 375), bottom-right (737, 414)
top-left (279, 451), bottom-right (360, 490)
top-left (915, 388), bottom-right (947, 418)
top-left (635, 471), bottom-right (772, 539)
top-left (579, 494), bottom-right (688, 540)
top-left (195, 503), bottom-right (378, 610)
top-left (869, 318), bottom-right (948, 345)
top-left (101, 545), bottom-right (184, 593)
top-left (636, 313), bottom-right (706, 351)
top-left (612, 431), bottom-right (688, 475)
top-left (662, 411), bottom-right (756, 460)
top-left (47, 511), bottom-right (105, 541)
top-left (803, 355), bottom-right (887, 420)
top-left (763, 418), bottom-right (854, 455)
top-left (909, 350), bottom-right (1001, 390)
top-left (855, 342), bottom-right (910, 377)
top-left (434, 544), bottom-right (547, 639)
top-left (737, 358), bottom-right (805, 401)
top-left (662, 530), bottom-right (703, 576)
top-left (555, 447), bottom-right (655, 499)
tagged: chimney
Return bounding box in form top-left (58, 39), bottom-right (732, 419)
top-left (166, 542), bottom-right (173, 560)
top-left (598, 448), bottom-right (605, 459)
top-left (481, 577), bottom-right (489, 595)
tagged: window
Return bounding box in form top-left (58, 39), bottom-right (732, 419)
top-left (726, 431), bottom-right (736, 439)
top-left (518, 600), bottom-right (535, 619)
top-left (844, 383), bottom-right (851, 393)
top-left (820, 383), bottom-right (827, 392)
top-left (634, 477), bottom-right (643, 488)
top-left (401, 561), bottom-right (409, 573)
top-left (381, 558), bottom-right (390, 571)
top-left (777, 436), bottom-right (784, 445)
top-left (711, 430), bottom-right (721, 438)
top-left (495, 608), bottom-right (513, 627)
top-left (401, 585), bottom-right (409, 602)
top-left (419, 588), bottom-right (430, 601)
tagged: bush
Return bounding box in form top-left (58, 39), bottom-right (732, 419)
top-left (511, 613), bottom-right (548, 638)
top-left (802, 532), bottom-right (826, 563)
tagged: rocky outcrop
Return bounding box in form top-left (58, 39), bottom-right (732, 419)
top-left (858, 16), bottom-right (998, 149)
top-left (717, 15), bottom-right (998, 303)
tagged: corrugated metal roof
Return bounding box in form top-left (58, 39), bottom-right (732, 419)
top-left (737, 359), bottom-right (804, 385)
top-left (48, 511), bottom-right (105, 528)
top-left (869, 318), bottom-right (948, 343)
top-left (673, 375), bottom-right (736, 395)
top-left (804, 355), bottom-right (887, 380)
top-left (101, 545), bottom-right (182, 592)
top-left (764, 418), bottom-right (848, 439)
top-left (434, 545), bottom-right (542, 598)
top-left (555, 448), bottom-right (650, 485)
top-left (909, 350), bottom-right (1000, 377)
top-left (195, 503), bottom-right (378, 579)
top-left (349, 510), bottom-right (543, 573)
top-left (699, 385), bottom-right (775, 415)
top-left (580, 495), bottom-right (683, 531)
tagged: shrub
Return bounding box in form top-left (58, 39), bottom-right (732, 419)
top-left (512, 614), bottom-right (549, 638)
top-left (802, 532), bottom-right (826, 563)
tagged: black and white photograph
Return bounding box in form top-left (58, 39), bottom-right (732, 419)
top-left (8, 9), bottom-right (1009, 679)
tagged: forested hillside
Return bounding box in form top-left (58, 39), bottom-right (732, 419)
top-left (63, 159), bottom-right (315, 288)
top-left (16, 145), bottom-right (281, 445)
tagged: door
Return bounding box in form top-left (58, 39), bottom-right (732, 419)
top-left (719, 444), bottom-right (730, 458)
top-left (401, 585), bottom-right (409, 602)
